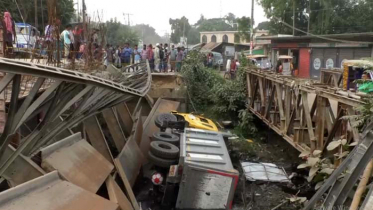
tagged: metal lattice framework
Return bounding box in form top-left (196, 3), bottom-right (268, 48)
top-left (0, 58), bottom-right (151, 178)
top-left (246, 68), bottom-right (362, 153)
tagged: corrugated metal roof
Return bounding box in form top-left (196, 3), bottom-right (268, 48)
top-left (200, 42), bottom-right (223, 52)
top-left (180, 128), bottom-right (234, 171)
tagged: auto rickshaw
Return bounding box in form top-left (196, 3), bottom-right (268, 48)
top-left (247, 55), bottom-right (272, 70)
top-left (277, 55), bottom-right (295, 76)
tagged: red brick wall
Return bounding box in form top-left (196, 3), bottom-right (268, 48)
top-left (298, 48), bottom-right (310, 78)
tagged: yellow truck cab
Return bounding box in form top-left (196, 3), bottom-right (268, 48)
top-left (171, 111), bottom-right (219, 132)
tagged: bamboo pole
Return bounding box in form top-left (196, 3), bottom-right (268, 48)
top-left (349, 159), bottom-right (373, 210)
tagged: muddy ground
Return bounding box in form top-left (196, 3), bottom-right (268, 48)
top-left (229, 120), bottom-right (312, 210)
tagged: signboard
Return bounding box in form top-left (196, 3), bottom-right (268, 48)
top-left (326, 58), bottom-right (334, 69)
top-left (313, 58), bottom-right (321, 70)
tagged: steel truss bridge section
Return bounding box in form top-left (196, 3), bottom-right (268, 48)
top-left (0, 58), bottom-right (152, 181)
top-left (246, 68), bottom-right (362, 154)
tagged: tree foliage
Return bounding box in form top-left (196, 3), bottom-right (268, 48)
top-left (106, 18), bottom-right (139, 46)
top-left (258, 0), bottom-right (373, 35)
top-left (181, 51), bottom-right (257, 136)
top-left (0, 0), bottom-right (75, 32)
top-left (132, 24), bottom-right (165, 45)
top-left (169, 16), bottom-right (191, 44)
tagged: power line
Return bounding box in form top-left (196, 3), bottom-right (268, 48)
top-left (275, 17), bottom-right (373, 45)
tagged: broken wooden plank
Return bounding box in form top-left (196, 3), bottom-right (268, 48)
top-left (0, 171), bottom-right (119, 210)
top-left (84, 116), bottom-right (113, 163)
top-left (132, 107), bottom-right (143, 146)
top-left (115, 136), bottom-right (144, 187)
top-left (102, 108), bottom-right (127, 151)
top-left (116, 103), bottom-right (134, 137)
top-left (41, 138), bottom-right (114, 193)
top-left (115, 158), bottom-right (140, 210)
top-left (106, 175), bottom-right (134, 210)
top-left (315, 96), bottom-right (326, 150)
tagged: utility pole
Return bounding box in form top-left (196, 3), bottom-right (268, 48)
top-left (34, 0), bottom-right (38, 28)
top-left (123, 13), bottom-right (133, 26)
top-left (293, 0), bottom-right (295, 36)
top-left (307, 0), bottom-right (312, 33)
top-left (182, 19), bottom-right (186, 46)
top-left (250, 0), bottom-right (254, 55)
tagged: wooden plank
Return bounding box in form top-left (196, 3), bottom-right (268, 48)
top-left (0, 171), bottom-right (119, 210)
top-left (301, 91), bottom-right (316, 150)
top-left (131, 107), bottom-right (143, 146)
top-left (116, 103), bottom-right (134, 137)
top-left (347, 107), bottom-right (360, 143)
top-left (114, 158), bottom-right (140, 210)
top-left (265, 85), bottom-right (276, 119)
top-left (102, 108), bottom-right (127, 151)
top-left (285, 87), bottom-right (291, 130)
top-left (1, 145), bottom-right (45, 187)
top-left (250, 80), bottom-right (259, 108)
top-left (258, 77), bottom-right (265, 112)
top-left (141, 99), bottom-right (180, 161)
top-left (115, 136), bottom-right (144, 187)
top-left (84, 116), bottom-right (113, 163)
top-left (106, 175), bottom-right (134, 210)
top-left (246, 73), bottom-right (252, 98)
top-left (275, 83), bottom-right (285, 131)
top-left (41, 139), bottom-right (114, 193)
top-left (315, 96), bottom-right (326, 150)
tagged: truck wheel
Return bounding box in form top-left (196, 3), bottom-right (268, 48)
top-left (153, 132), bottom-right (180, 145)
top-left (155, 113), bottom-right (177, 129)
top-left (150, 141), bottom-right (179, 159)
top-left (148, 151), bottom-right (177, 168)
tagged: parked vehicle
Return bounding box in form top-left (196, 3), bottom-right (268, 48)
top-left (247, 54), bottom-right (272, 70)
top-left (203, 51), bottom-right (224, 69)
top-left (13, 23), bottom-right (40, 49)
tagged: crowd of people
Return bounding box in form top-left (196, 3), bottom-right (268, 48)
top-left (107, 43), bottom-right (187, 72)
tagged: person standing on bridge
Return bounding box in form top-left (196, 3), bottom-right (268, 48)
top-left (141, 44), bottom-right (148, 61)
top-left (154, 43), bottom-right (160, 72)
top-left (170, 45), bottom-right (177, 72)
top-left (147, 44), bottom-right (154, 71)
top-left (61, 25), bottom-right (72, 61)
top-left (133, 45), bottom-right (141, 64)
top-left (121, 43), bottom-right (132, 68)
top-left (2, 12), bottom-right (16, 57)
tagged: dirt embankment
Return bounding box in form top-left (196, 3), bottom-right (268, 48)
top-left (229, 120), bottom-right (311, 210)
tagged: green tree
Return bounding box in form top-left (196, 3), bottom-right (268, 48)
top-left (256, 21), bottom-right (271, 30)
top-left (197, 18), bottom-right (233, 31)
top-left (258, 0), bottom-right (373, 35)
top-left (169, 16), bottom-right (191, 44)
top-left (187, 27), bottom-right (200, 45)
top-left (132, 24), bottom-right (164, 45)
top-left (106, 18), bottom-right (139, 46)
top-left (236, 16), bottom-right (251, 42)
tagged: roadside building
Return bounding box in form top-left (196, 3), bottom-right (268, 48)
top-left (257, 33), bottom-right (373, 79)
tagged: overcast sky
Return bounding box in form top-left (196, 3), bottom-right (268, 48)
top-left (83, 0), bottom-right (268, 35)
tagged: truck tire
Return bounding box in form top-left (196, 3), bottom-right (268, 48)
top-left (153, 132), bottom-right (180, 145)
top-left (150, 141), bottom-right (179, 159)
top-left (155, 113), bottom-right (177, 129)
top-left (148, 151), bottom-right (177, 168)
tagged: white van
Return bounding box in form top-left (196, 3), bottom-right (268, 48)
top-left (13, 23), bottom-right (40, 49)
